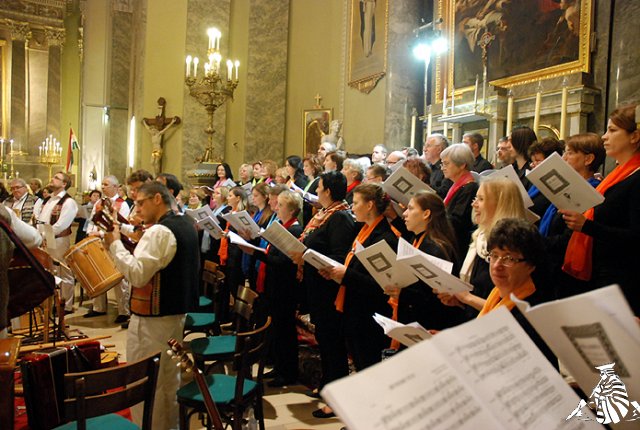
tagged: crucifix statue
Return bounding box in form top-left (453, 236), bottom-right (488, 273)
top-left (142, 97), bottom-right (181, 175)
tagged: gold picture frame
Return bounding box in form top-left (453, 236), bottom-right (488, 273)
top-left (348, 0), bottom-right (389, 94)
top-left (435, 0), bottom-right (592, 101)
top-left (303, 108), bottom-right (333, 156)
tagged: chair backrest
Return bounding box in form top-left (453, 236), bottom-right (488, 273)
top-left (233, 285), bottom-right (258, 326)
top-left (62, 352), bottom-right (161, 430)
top-left (233, 316), bottom-right (272, 401)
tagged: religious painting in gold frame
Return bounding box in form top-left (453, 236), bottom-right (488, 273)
top-left (348, 0), bottom-right (389, 94)
top-left (303, 108), bottom-right (332, 157)
top-left (434, 0), bottom-right (592, 101)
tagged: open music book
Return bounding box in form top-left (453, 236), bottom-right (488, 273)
top-left (259, 221), bottom-right (307, 255)
top-left (227, 231), bottom-right (266, 253)
top-left (487, 164), bottom-right (535, 208)
top-left (196, 217), bottom-right (223, 240)
top-left (222, 210), bottom-right (262, 239)
top-left (383, 166), bottom-right (434, 206)
top-left (354, 240), bottom-right (418, 289)
top-left (514, 284), bottom-right (640, 421)
top-left (322, 307), bottom-right (601, 430)
top-left (525, 152), bottom-right (604, 212)
top-left (373, 313), bottom-right (431, 347)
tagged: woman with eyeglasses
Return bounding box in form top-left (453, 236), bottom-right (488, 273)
top-left (438, 177), bottom-right (527, 320)
top-left (479, 217), bottom-right (556, 366)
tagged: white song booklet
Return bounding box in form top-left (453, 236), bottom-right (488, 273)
top-left (322, 307), bottom-right (601, 430)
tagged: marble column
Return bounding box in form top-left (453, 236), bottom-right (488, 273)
top-left (183, 0), bottom-right (231, 173)
top-left (243, 0), bottom-right (289, 163)
top-left (46, 29), bottom-right (63, 143)
top-left (9, 23), bottom-right (30, 151)
top-left (383, 0), bottom-right (422, 149)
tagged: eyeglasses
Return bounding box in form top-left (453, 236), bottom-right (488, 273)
top-left (10, 185), bottom-right (26, 190)
top-left (487, 253), bottom-right (525, 267)
top-left (135, 196), bottom-right (153, 206)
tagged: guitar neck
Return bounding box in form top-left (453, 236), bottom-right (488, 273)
top-left (192, 366), bottom-right (225, 430)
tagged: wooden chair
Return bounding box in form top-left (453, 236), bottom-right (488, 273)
top-left (177, 317), bottom-right (272, 430)
top-left (54, 352), bottom-right (161, 430)
top-left (190, 285), bottom-right (259, 373)
top-left (184, 262), bottom-right (225, 338)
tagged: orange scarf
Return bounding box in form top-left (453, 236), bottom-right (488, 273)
top-left (389, 231), bottom-right (427, 350)
top-left (563, 153), bottom-right (640, 280)
top-left (477, 279), bottom-right (536, 317)
top-left (335, 214), bottom-right (385, 312)
top-left (218, 224), bottom-right (230, 266)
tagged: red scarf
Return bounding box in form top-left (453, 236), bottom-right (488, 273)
top-left (443, 171), bottom-right (474, 206)
top-left (346, 180), bottom-right (361, 195)
top-left (335, 214), bottom-right (385, 312)
top-left (256, 217), bottom-right (298, 293)
top-left (563, 153), bottom-right (640, 280)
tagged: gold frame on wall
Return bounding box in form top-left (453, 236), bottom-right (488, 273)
top-left (303, 108), bottom-right (333, 156)
top-left (348, 0), bottom-right (389, 94)
top-left (435, 0), bottom-right (592, 101)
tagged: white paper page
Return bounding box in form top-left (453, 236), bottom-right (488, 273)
top-left (196, 217), bottom-right (223, 240)
top-left (354, 240), bottom-right (418, 289)
top-left (185, 205), bottom-right (213, 222)
top-left (383, 166), bottom-right (435, 206)
top-left (39, 224), bottom-right (57, 250)
top-left (221, 178), bottom-right (236, 188)
top-left (222, 210), bottom-right (261, 239)
top-left (227, 231), bottom-right (266, 253)
top-left (260, 221), bottom-right (307, 256)
top-left (526, 152), bottom-right (604, 212)
top-left (303, 192), bottom-right (319, 204)
top-left (433, 308), bottom-right (601, 430)
top-left (241, 182), bottom-right (252, 192)
top-left (514, 285), bottom-right (640, 415)
top-left (302, 249), bottom-right (341, 271)
top-left (373, 313), bottom-right (431, 346)
top-left (289, 182), bottom-right (304, 195)
top-left (486, 164), bottom-right (535, 208)
top-left (397, 237), bottom-right (454, 273)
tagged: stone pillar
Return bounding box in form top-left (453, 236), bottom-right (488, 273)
top-left (46, 28), bottom-right (65, 143)
top-left (383, 0), bottom-right (422, 149)
top-left (8, 23), bottom-right (30, 150)
top-left (243, 0), bottom-right (290, 163)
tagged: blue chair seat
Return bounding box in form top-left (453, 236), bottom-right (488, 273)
top-left (54, 413), bottom-right (139, 429)
top-left (185, 312), bottom-right (216, 330)
top-left (190, 335), bottom-right (236, 358)
top-left (177, 374), bottom-right (257, 407)
top-left (198, 296), bottom-right (213, 308)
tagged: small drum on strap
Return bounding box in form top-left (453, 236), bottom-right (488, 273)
top-left (64, 237), bottom-right (124, 298)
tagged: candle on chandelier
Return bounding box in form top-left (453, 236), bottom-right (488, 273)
top-left (226, 60), bottom-right (233, 81)
top-left (213, 52), bottom-right (221, 73)
top-left (506, 91), bottom-right (514, 135)
top-left (0, 138), bottom-right (4, 159)
top-left (560, 84), bottom-right (568, 139)
top-left (451, 86), bottom-right (455, 115)
top-left (186, 55), bottom-right (192, 78)
top-left (442, 84), bottom-right (447, 117)
top-left (234, 60), bottom-right (240, 81)
top-left (533, 83), bottom-right (542, 134)
top-left (193, 57), bottom-right (199, 78)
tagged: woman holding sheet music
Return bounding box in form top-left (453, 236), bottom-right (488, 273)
top-left (560, 104), bottom-right (640, 314)
top-left (385, 191), bottom-right (466, 331)
top-left (291, 171), bottom-right (356, 418)
top-left (320, 183), bottom-right (397, 372)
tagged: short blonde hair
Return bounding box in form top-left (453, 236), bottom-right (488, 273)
top-left (474, 177), bottom-right (526, 235)
top-left (278, 190), bottom-right (303, 216)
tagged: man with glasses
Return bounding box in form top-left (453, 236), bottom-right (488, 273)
top-left (495, 136), bottom-right (515, 168)
top-left (3, 178), bottom-right (40, 223)
top-left (35, 171), bottom-right (78, 314)
top-left (84, 175), bottom-right (131, 323)
top-left (104, 181), bottom-right (199, 430)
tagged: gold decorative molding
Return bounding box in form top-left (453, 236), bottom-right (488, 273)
top-left (4, 20), bottom-right (32, 41)
top-left (347, 72), bottom-right (385, 94)
top-left (0, 0), bottom-right (66, 23)
top-left (44, 26), bottom-right (65, 47)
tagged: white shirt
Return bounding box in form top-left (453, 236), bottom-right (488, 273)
top-left (36, 190), bottom-right (78, 235)
top-left (0, 205), bottom-right (42, 248)
top-left (86, 194), bottom-right (131, 234)
top-left (109, 223), bottom-right (177, 288)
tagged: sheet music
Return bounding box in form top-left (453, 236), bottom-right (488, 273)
top-left (185, 205), bottom-right (213, 222)
top-left (526, 152), bottom-right (604, 212)
top-left (260, 221), bottom-right (307, 256)
top-left (486, 164), bottom-right (534, 208)
top-left (241, 182), bottom-right (252, 192)
top-left (302, 249), bottom-right (341, 271)
top-left (322, 308), bottom-right (600, 430)
top-left (227, 231), bottom-right (266, 253)
top-left (196, 217), bottom-right (223, 240)
top-left (514, 285), bottom-right (640, 412)
top-left (396, 238), bottom-right (470, 294)
top-left (354, 240), bottom-right (418, 289)
top-left (222, 210), bottom-right (261, 239)
top-left (373, 313), bottom-right (431, 346)
top-left (383, 166), bottom-right (435, 206)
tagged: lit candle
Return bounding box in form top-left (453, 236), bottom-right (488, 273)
top-left (533, 83), bottom-right (542, 134)
top-left (10, 139), bottom-right (13, 154)
top-left (473, 75), bottom-right (479, 108)
top-left (193, 57), bottom-right (199, 78)
top-left (215, 29), bottom-right (221, 51)
top-left (234, 60), bottom-right (240, 81)
top-left (39, 146), bottom-right (42, 156)
top-left (207, 28), bottom-right (214, 50)
top-left (226, 60), bottom-right (233, 81)
top-left (213, 52), bottom-right (221, 72)
top-left (204, 63), bottom-right (210, 76)
top-left (0, 138), bottom-right (4, 159)
top-left (442, 84), bottom-right (447, 117)
top-left (410, 113), bottom-right (416, 148)
top-left (186, 55), bottom-right (192, 78)
top-left (506, 90), bottom-right (513, 135)
top-left (427, 111), bottom-right (432, 136)
top-left (443, 121), bottom-right (448, 138)
top-left (451, 86), bottom-right (455, 115)
top-left (560, 84), bottom-right (568, 139)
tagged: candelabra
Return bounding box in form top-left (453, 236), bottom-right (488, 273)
top-left (185, 27), bottom-right (239, 163)
top-left (39, 135), bottom-right (63, 179)
top-left (0, 138), bottom-right (20, 179)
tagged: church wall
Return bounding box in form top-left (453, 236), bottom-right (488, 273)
top-left (60, 8), bottom-right (81, 185)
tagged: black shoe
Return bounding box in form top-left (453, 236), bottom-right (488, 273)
top-left (312, 408), bottom-right (335, 419)
top-left (63, 309), bottom-right (74, 316)
top-left (304, 389), bottom-right (321, 399)
top-left (83, 310), bottom-right (106, 318)
top-left (114, 314), bottom-right (129, 324)
top-left (263, 369), bottom-right (278, 379)
top-left (121, 321), bottom-right (130, 329)
top-left (267, 376), bottom-right (296, 388)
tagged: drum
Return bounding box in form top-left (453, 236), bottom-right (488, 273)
top-left (64, 237), bottom-right (124, 298)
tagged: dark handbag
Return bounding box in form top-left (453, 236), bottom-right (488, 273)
top-left (0, 218), bottom-right (55, 320)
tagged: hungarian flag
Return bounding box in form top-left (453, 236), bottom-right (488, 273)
top-left (66, 127), bottom-right (79, 172)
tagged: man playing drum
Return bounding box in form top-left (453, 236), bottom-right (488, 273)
top-left (34, 172), bottom-right (78, 314)
top-left (104, 182), bottom-right (199, 430)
